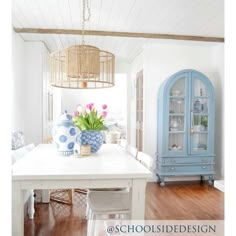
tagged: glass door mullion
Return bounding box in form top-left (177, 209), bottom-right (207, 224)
top-left (187, 73), bottom-right (192, 155)
top-left (190, 74), bottom-right (210, 154)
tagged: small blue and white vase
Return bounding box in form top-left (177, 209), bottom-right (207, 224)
top-left (52, 110), bottom-right (77, 156)
top-left (77, 130), bottom-right (103, 153)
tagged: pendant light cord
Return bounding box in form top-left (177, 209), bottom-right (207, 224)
top-left (82, 0), bottom-right (91, 45)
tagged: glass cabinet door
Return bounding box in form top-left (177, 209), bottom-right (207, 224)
top-left (168, 77), bottom-right (186, 153)
top-left (190, 77), bottom-right (209, 153)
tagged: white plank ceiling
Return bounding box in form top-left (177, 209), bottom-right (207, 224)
top-left (12, 0), bottom-right (224, 62)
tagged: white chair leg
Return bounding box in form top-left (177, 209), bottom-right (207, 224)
top-left (87, 212), bottom-right (92, 236)
top-left (123, 213), bottom-right (130, 220)
top-left (86, 201), bottom-right (90, 219)
top-left (94, 214), bottom-right (100, 236)
top-left (27, 190), bottom-right (35, 219)
top-left (88, 207), bottom-right (93, 221)
top-left (88, 212), bottom-right (98, 236)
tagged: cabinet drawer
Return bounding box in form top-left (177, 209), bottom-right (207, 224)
top-left (158, 157), bottom-right (214, 165)
top-left (162, 165), bottom-right (213, 173)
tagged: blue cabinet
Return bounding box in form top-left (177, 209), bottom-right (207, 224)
top-left (156, 69), bottom-right (215, 186)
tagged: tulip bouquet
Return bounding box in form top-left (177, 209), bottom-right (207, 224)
top-left (72, 103), bottom-right (108, 131)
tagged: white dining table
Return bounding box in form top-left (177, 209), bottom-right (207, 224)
top-left (12, 143), bottom-right (153, 236)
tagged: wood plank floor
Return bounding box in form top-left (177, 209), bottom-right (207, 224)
top-left (24, 182), bottom-right (224, 236)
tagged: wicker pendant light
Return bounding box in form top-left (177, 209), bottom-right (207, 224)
top-left (50, 0), bottom-right (115, 89)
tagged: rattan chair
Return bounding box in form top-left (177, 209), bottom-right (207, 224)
top-left (43, 137), bottom-right (88, 205)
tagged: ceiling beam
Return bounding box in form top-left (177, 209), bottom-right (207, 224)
top-left (14, 27), bottom-right (224, 43)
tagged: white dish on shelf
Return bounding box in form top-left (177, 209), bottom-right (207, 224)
top-left (193, 147), bottom-right (206, 151)
top-left (169, 146), bottom-right (182, 151)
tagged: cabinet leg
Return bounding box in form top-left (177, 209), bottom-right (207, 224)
top-left (160, 181), bottom-right (165, 187)
top-left (156, 174), bottom-right (161, 183)
top-left (160, 177), bottom-right (165, 187)
top-left (200, 175), bottom-right (203, 184)
top-left (157, 174), bottom-right (165, 186)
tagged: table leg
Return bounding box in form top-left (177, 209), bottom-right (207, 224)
top-left (130, 179), bottom-right (147, 219)
top-left (12, 182), bottom-right (24, 236)
top-left (28, 189), bottom-right (35, 219)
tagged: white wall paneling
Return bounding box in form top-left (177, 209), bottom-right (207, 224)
top-left (12, 32), bottom-right (26, 132)
top-left (24, 41), bottom-right (43, 144)
top-left (210, 44), bottom-right (224, 179)
top-left (12, 31), bottom-right (51, 145)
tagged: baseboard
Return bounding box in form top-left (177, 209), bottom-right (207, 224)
top-left (214, 180), bottom-right (224, 192)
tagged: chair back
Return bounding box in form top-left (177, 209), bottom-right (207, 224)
top-left (118, 139), bottom-right (127, 149)
top-left (127, 145), bottom-right (138, 159)
top-left (11, 130), bottom-right (25, 150)
top-left (137, 151), bottom-right (153, 171)
top-left (11, 143), bottom-right (35, 164)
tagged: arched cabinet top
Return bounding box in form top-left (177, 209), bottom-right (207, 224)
top-left (158, 69), bottom-right (214, 99)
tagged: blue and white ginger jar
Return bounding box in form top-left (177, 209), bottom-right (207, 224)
top-left (52, 111), bottom-right (77, 156)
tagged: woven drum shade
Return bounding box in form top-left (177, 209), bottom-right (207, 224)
top-left (50, 45), bottom-right (115, 89)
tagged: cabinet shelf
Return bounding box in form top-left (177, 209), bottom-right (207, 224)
top-left (192, 131), bottom-right (208, 134)
top-left (193, 112), bottom-right (209, 116)
top-left (170, 96), bottom-right (185, 99)
top-left (169, 113), bottom-right (184, 116)
top-left (168, 131), bottom-right (185, 133)
top-left (193, 96), bottom-right (209, 99)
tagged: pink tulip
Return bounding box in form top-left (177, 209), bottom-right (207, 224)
top-left (102, 111), bottom-right (107, 118)
top-left (86, 103), bottom-right (94, 110)
top-left (102, 104), bottom-right (107, 110)
top-left (73, 111), bottom-right (79, 116)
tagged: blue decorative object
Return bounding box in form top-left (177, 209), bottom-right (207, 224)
top-left (52, 110), bottom-right (77, 156)
top-left (193, 99), bottom-right (201, 112)
top-left (11, 130), bottom-right (25, 150)
top-left (77, 130), bottom-right (103, 153)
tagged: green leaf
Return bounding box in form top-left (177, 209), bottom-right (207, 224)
top-left (72, 107), bottom-right (107, 131)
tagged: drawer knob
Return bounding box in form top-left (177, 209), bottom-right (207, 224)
top-left (201, 166), bottom-right (206, 169)
top-left (170, 167), bottom-right (175, 171)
